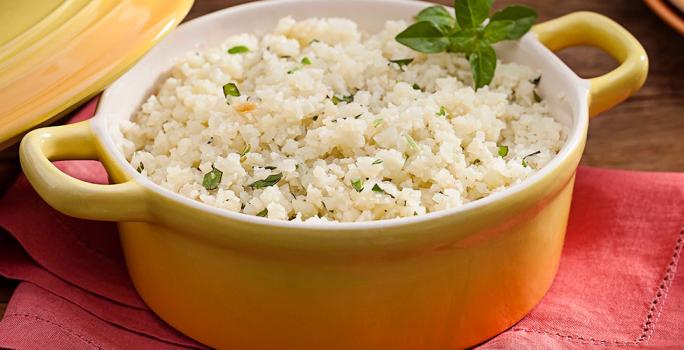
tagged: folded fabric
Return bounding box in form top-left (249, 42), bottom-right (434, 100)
top-left (0, 98), bottom-right (682, 349)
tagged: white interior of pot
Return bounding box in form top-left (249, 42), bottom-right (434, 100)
top-left (93, 0), bottom-right (589, 227)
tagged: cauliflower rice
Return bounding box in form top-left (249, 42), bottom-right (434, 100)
top-left (120, 17), bottom-right (567, 223)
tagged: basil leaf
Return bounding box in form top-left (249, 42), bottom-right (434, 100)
top-left (415, 5), bottom-right (458, 33)
top-left (447, 28), bottom-right (478, 53)
top-left (454, 0), bottom-right (491, 29)
top-left (248, 173), bottom-right (283, 189)
top-left (396, 21), bottom-right (449, 53)
top-left (202, 167), bottom-right (223, 190)
top-left (490, 5), bottom-right (538, 40)
top-left (223, 83), bottom-right (240, 97)
top-left (483, 20), bottom-right (515, 44)
top-left (228, 45), bottom-right (249, 54)
top-left (468, 43), bottom-right (497, 89)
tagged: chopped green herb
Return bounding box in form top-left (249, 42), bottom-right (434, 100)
top-left (351, 179), bottom-right (364, 192)
top-left (530, 75), bottom-right (541, 85)
top-left (437, 106), bottom-right (447, 116)
top-left (332, 94), bottom-right (354, 105)
top-left (312, 115), bottom-right (319, 121)
top-left (372, 184), bottom-right (395, 198)
top-left (372, 159), bottom-right (383, 165)
top-left (473, 159), bottom-right (481, 165)
top-left (256, 208), bottom-right (268, 217)
top-left (136, 163), bottom-right (144, 173)
top-left (389, 58), bottom-right (414, 71)
top-left (264, 166), bottom-right (277, 170)
top-left (533, 90), bottom-right (542, 103)
top-left (404, 134), bottom-right (419, 152)
top-left (240, 144), bottom-right (251, 157)
top-left (522, 150), bottom-right (541, 167)
top-left (222, 83), bottom-right (240, 97)
top-left (309, 39), bottom-right (320, 45)
top-left (412, 83), bottom-right (422, 90)
top-left (373, 119), bottom-right (383, 128)
top-left (202, 167), bottom-right (223, 190)
top-left (354, 114), bottom-right (362, 119)
top-left (498, 145), bottom-right (509, 157)
top-left (396, 1), bottom-right (538, 89)
top-left (248, 173), bottom-right (283, 189)
top-left (228, 45), bottom-right (249, 54)
top-left (287, 67), bottom-right (300, 74)
top-left (414, 211), bottom-right (418, 216)
top-left (301, 57), bottom-right (312, 65)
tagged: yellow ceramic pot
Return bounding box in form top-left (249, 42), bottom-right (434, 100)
top-left (19, 1), bottom-right (648, 349)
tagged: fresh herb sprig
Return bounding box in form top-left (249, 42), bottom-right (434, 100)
top-left (396, 0), bottom-right (537, 89)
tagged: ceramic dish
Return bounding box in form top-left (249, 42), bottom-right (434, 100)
top-left (645, 0), bottom-right (684, 35)
top-left (0, 0), bottom-right (194, 150)
top-left (0, 0), bottom-right (193, 189)
top-left (19, 1), bottom-right (648, 349)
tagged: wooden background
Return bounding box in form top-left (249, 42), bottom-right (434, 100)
top-left (1, 0), bottom-right (683, 320)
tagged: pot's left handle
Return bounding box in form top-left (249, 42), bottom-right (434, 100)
top-left (19, 121), bottom-right (150, 222)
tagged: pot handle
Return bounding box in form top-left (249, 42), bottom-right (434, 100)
top-left (532, 11), bottom-right (648, 117)
top-left (19, 121), bottom-right (149, 222)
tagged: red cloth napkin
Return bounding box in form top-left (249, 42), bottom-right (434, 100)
top-left (0, 99), bottom-right (683, 349)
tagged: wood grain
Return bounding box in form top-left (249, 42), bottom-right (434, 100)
top-left (2, 0), bottom-right (683, 318)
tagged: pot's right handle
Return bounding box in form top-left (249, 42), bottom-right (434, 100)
top-left (532, 11), bottom-right (648, 117)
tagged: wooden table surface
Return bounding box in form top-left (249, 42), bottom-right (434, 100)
top-left (1, 0), bottom-right (683, 321)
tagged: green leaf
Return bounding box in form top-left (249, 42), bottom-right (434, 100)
top-left (404, 134), bottom-right (419, 152)
top-left (530, 75), bottom-right (541, 85)
top-left (415, 5), bottom-right (458, 33)
top-left (389, 58), bottom-right (414, 70)
top-left (371, 184), bottom-right (385, 193)
top-left (498, 145), bottom-right (509, 157)
top-left (490, 5), bottom-right (538, 40)
top-left (522, 150), bottom-right (541, 167)
top-left (301, 57), bottom-right (312, 65)
top-left (437, 106), bottom-right (447, 116)
top-left (248, 173), bottom-right (283, 189)
top-left (240, 144), bottom-right (251, 157)
top-left (136, 163), bottom-right (144, 173)
top-left (228, 45), bottom-right (249, 54)
top-left (331, 94), bottom-right (354, 105)
top-left (468, 43), bottom-right (497, 89)
top-left (222, 83), bottom-right (240, 97)
top-left (446, 28), bottom-right (478, 54)
top-left (351, 179), bottom-right (364, 192)
top-left (454, 0), bottom-right (491, 29)
top-left (483, 20), bottom-right (515, 44)
top-left (412, 83), bottom-right (422, 90)
top-left (202, 167), bottom-right (223, 190)
top-left (372, 159), bottom-right (383, 165)
top-left (256, 208), bottom-right (268, 217)
top-left (395, 21), bottom-right (449, 53)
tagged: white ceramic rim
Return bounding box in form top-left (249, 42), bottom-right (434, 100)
top-left (93, 0), bottom-right (590, 231)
